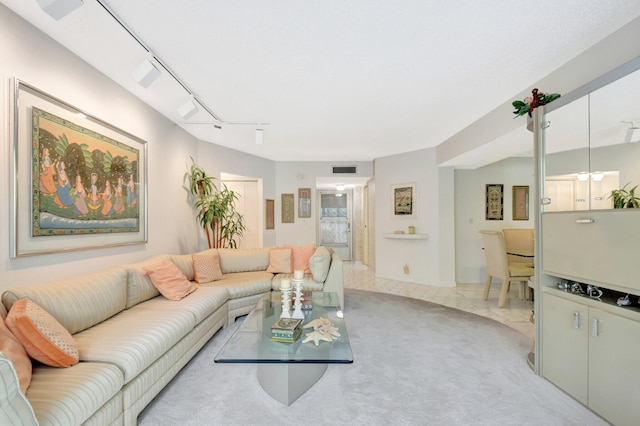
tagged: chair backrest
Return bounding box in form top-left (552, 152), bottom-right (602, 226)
top-left (502, 228), bottom-right (534, 266)
top-left (480, 230), bottom-right (509, 280)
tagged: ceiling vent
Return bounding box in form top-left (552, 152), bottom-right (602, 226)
top-left (332, 165), bottom-right (357, 174)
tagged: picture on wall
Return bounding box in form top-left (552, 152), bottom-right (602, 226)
top-left (298, 187), bottom-right (311, 218)
top-left (281, 193), bottom-right (294, 223)
top-left (391, 182), bottom-right (416, 219)
top-left (485, 184), bottom-right (504, 220)
top-left (11, 80), bottom-right (148, 257)
top-left (265, 199), bottom-right (275, 229)
top-left (512, 185), bottom-right (529, 220)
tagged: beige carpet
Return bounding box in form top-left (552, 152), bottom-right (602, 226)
top-left (138, 289), bottom-right (608, 426)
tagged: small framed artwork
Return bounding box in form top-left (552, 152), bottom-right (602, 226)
top-left (391, 182), bottom-right (416, 219)
top-left (281, 193), bottom-right (294, 223)
top-left (10, 79), bottom-right (148, 257)
top-left (265, 199), bottom-right (274, 229)
top-left (485, 184), bottom-right (504, 220)
top-left (298, 187), bottom-right (311, 218)
top-left (512, 185), bottom-right (529, 220)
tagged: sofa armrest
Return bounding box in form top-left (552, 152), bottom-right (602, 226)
top-left (321, 252), bottom-right (344, 310)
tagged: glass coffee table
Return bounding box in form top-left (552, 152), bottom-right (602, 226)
top-left (215, 291), bottom-right (353, 405)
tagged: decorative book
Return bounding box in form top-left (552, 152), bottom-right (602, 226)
top-left (271, 318), bottom-right (303, 343)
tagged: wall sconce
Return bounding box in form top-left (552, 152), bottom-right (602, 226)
top-left (178, 99), bottom-right (199, 120)
top-left (336, 184), bottom-right (345, 191)
top-left (255, 128), bottom-right (264, 145)
top-left (577, 172), bottom-right (589, 182)
top-left (591, 172), bottom-right (604, 181)
top-left (132, 59), bottom-right (161, 88)
top-left (36, 0), bottom-right (84, 20)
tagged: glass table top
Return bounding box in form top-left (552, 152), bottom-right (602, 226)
top-left (215, 292), bottom-right (353, 364)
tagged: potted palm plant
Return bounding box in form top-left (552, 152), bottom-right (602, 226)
top-left (609, 182), bottom-right (640, 208)
top-left (186, 158), bottom-right (246, 248)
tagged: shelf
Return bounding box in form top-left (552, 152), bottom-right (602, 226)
top-left (383, 233), bottom-right (428, 240)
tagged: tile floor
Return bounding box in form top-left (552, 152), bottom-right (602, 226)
top-left (344, 261), bottom-right (535, 340)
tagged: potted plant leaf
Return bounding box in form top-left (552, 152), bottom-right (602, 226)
top-left (186, 158), bottom-right (246, 248)
top-left (609, 182), bottom-right (640, 208)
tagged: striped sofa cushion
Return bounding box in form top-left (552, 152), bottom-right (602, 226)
top-left (0, 353), bottom-right (37, 426)
top-left (217, 247), bottom-right (271, 273)
top-left (2, 268), bottom-right (128, 335)
top-left (27, 361), bottom-right (123, 426)
top-left (124, 255), bottom-right (170, 308)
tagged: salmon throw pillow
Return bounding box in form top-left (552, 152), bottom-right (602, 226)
top-left (284, 244), bottom-right (316, 273)
top-left (144, 260), bottom-right (197, 300)
top-left (5, 298), bottom-right (79, 368)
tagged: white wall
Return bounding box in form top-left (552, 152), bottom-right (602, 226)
top-left (196, 141), bottom-right (277, 248)
top-left (374, 147), bottom-right (455, 286)
top-left (0, 4), bottom-right (201, 290)
top-left (454, 156), bottom-right (535, 284)
top-left (274, 161), bottom-right (373, 247)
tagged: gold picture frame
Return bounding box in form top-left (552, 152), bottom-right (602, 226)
top-left (281, 193), bottom-right (294, 223)
top-left (265, 199), bottom-right (274, 229)
top-left (512, 185), bottom-right (529, 221)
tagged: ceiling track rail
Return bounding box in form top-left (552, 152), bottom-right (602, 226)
top-left (95, 0), bottom-right (222, 122)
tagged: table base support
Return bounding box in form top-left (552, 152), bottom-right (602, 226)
top-left (257, 363), bottom-right (328, 405)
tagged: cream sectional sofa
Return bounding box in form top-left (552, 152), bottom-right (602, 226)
top-left (0, 246), bottom-right (343, 426)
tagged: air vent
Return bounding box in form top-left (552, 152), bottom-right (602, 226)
top-left (332, 165), bottom-right (357, 174)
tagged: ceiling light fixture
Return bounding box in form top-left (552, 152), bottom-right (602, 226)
top-left (178, 99), bottom-right (199, 120)
top-left (36, 0), bottom-right (84, 20)
top-left (213, 124), bottom-right (222, 142)
top-left (577, 172), bottom-right (589, 182)
top-left (624, 122), bottom-right (640, 143)
top-left (591, 172), bottom-right (604, 181)
top-left (132, 59), bottom-right (160, 88)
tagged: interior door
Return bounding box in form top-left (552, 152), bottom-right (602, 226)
top-left (222, 180), bottom-right (260, 248)
top-left (318, 191), bottom-right (351, 260)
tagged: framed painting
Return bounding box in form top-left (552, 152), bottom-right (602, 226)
top-left (265, 199), bottom-right (274, 229)
top-left (391, 182), bottom-right (416, 219)
top-left (485, 184), bottom-right (504, 220)
top-left (512, 185), bottom-right (530, 220)
top-left (281, 193), bottom-right (294, 223)
top-left (298, 187), bottom-right (311, 218)
top-left (10, 80), bottom-right (148, 257)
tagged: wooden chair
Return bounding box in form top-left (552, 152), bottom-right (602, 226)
top-left (480, 230), bottom-right (534, 308)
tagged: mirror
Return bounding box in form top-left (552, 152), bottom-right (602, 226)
top-left (544, 67), bottom-right (640, 211)
top-left (589, 68), bottom-right (640, 210)
top-left (544, 95), bottom-right (590, 211)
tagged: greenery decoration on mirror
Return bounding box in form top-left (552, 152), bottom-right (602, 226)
top-left (609, 182), bottom-right (640, 208)
top-left (512, 88), bottom-right (561, 117)
top-left (186, 158), bottom-right (246, 248)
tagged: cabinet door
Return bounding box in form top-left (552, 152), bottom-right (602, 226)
top-left (588, 308), bottom-right (640, 426)
top-left (542, 210), bottom-right (640, 293)
top-left (541, 293), bottom-right (588, 404)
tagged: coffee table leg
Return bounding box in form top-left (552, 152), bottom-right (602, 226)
top-left (257, 363), bottom-right (328, 405)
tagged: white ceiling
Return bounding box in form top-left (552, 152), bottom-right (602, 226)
top-left (4, 0), bottom-right (640, 166)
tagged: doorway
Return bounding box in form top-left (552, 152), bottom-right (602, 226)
top-left (221, 177), bottom-right (262, 248)
top-left (318, 190), bottom-right (351, 260)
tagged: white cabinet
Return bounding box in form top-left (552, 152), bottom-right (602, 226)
top-left (541, 293), bottom-right (588, 404)
top-left (542, 210), bottom-right (640, 294)
top-left (542, 291), bottom-right (640, 426)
